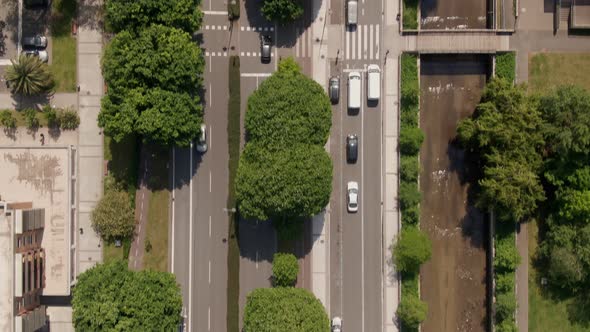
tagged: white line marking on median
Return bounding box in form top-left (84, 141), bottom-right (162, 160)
top-left (208, 307), bottom-right (211, 331)
top-left (209, 83), bottom-right (212, 106)
top-left (188, 141), bottom-right (194, 332)
top-left (209, 215), bottom-right (212, 238)
top-left (209, 260), bottom-right (211, 284)
top-left (240, 73), bottom-right (272, 77)
top-left (203, 10), bottom-right (227, 15)
top-left (209, 171), bottom-right (212, 193)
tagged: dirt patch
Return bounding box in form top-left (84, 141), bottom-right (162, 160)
top-left (419, 54), bottom-right (489, 332)
top-left (421, 0), bottom-right (488, 29)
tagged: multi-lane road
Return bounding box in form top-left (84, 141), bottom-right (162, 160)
top-left (170, 0), bottom-right (390, 330)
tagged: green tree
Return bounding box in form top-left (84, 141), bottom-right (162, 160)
top-left (58, 108), bottom-right (80, 130)
top-left (494, 235), bottom-right (521, 272)
top-left (72, 260), bottom-right (182, 331)
top-left (101, 25), bottom-right (204, 98)
top-left (0, 110), bottom-right (16, 129)
top-left (495, 319), bottom-right (518, 332)
top-left (42, 105), bottom-right (59, 128)
top-left (243, 287), bottom-right (330, 332)
top-left (272, 253), bottom-right (299, 287)
top-left (236, 143), bottom-right (332, 221)
top-left (91, 190), bottom-right (135, 242)
top-left (399, 127), bottom-right (424, 156)
top-left (105, 0), bottom-right (203, 33)
top-left (397, 295), bottom-right (428, 329)
top-left (495, 292), bottom-right (517, 322)
top-left (5, 54), bottom-right (55, 95)
top-left (400, 155), bottom-right (419, 182)
top-left (245, 58), bottom-right (331, 148)
top-left (261, 0), bottom-right (304, 23)
top-left (399, 181), bottom-right (421, 210)
top-left (393, 226), bottom-right (432, 273)
top-left (548, 247), bottom-right (584, 290)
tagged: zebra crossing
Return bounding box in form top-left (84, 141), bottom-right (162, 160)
top-left (295, 27), bottom-right (312, 58)
top-left (345, 24), bottom-right (380, 60)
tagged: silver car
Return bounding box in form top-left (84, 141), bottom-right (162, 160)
top-left (332, 317), bottom-right (342, 332)
top-left (261, 35), bottom-right (272, 63)
top-left (329, 76), bottom-right (340, 104)
top-left (347, 181), bottom-right (358, 213)
top-left (23, 49), bottom-right (48, 63)
top-left (196, 124), bottom-right (208, 153)
top-left (23, 35), bottom-right (47, 49)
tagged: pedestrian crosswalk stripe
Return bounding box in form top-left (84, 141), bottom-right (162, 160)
top-left (345, 24), bottom-right (381, 60)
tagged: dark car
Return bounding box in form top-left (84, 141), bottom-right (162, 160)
top-left (24, 0), bottom-right (49, 9)
top-left (329, 76), bottom-right (340, 104)
top-left (23, 35), bottom-right (48, 49)
top-left (346, 134), bottom-right (358, 163)
top-left (261, 35), bottom-right (272, 63)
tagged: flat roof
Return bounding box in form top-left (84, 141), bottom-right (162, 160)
top-left (0, 147), bottom-right (71, 296)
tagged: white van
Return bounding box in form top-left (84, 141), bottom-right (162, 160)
top-left (347, 0), bottom-right (358, 26)
top-left (367, 65), bottom-right (381, 101)
top-left (348, 72), bottom-right (361, 109)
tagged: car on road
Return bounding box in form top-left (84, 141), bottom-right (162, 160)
top-left (332, 317), bottom-right (342, 332)
top-left (346, 134), bottom-right (358, 163)
top-left (347, 181), bottom-right (358, 213)
top-left (197, 123), bottom-right (208, 153)
top-left (261, 35), bottom-right (272, 63)
top-left (329, 76), bottom-right (340, 104)
top-left (348, 71), bottom-right (361, 109)
top-left (367, 64), bottom-right (381, 101)
top-left (23, 35), bottom-right (48, 49)
top-left (23, 49), bottom-right (48, 63)
top-left (347, 0), bottom-right (358, 26)
top-left (24, 0), bottom-right (49, 9)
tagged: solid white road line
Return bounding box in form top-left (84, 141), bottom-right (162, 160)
top-left (363, 25), bottom-right (368, 60)
top-left (188, 142), bottom-right (194, 332)
top-left (209, 260), bottom-right (211, 284)
top-left (209, 215), bottom-right (212, 238)
top-left (208, 307), bottom-right (211, 331)
top-left (357, 25), bottom-right (362, 60)
top-left (209, 83), bottom-right (212, 106)
top-left (351, 30), bottom-right (356, 60)
top-left (171, 148), bottom-right (176, 273)
top-left (346, 31), bottom-right (350, 60)
top-left (369, 25), bottom-right (374, 60)
top-left (203, 10), bottom-right (227, 15)
top-left (209, 55), bottom-right (212, 72)
top-left (375, 25), bottom-right (380, 60)
top-left (209, 171), bottom-right (212, 193)
top-left (240, 73), bottom-right (272, 77)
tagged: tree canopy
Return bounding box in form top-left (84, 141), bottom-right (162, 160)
top-left (91, 190), bottom-right (135, 242)
top-left (72, 260), bottom-right (182, 331)
top-left (272, 253), bottom-right (299, 287)
top-left (245, 58), bottom-right (331, 148)
top-left (105, 0), bottom-right (203, 33)
top-left (393, 226), bottom-right (432, 273)
top-left (236, 143), bottom-right (332, 221)
top-left (102, 25), bottom-right (204, 98)
top-left (261, 0), bottom-right (304, 23)
top-left (397, 295), bottom-right (428, 329)
top-left (242, 287), bottom-right (329, 332)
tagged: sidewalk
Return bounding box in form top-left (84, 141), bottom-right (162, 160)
top-left (0, 92), bottom-right (78, 109)
top-left (75, 0), bottom-right (104, 277)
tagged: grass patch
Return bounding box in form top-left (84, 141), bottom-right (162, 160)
top-left (528, 220), bottom-right (590, 332)
top-left (529, 53), bottom-right (590, 93)
top-left (402, 0), bottom-right (419, 30)
top-left (50, 0), bottom-right (77, 37)
top-left (104, 135), bottom-right (139, 201)
top-left (1, 109), bottom-right (48, 127)
top-left (143, 190), bottom-right (169, 272)
top-left (50, 36), bottom-right (77, 92)
top-left (495, 52), bottom-right (515, 83)
top-left (227, 55), bottom-right (241, 332)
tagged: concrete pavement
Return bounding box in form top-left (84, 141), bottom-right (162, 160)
top-left (75, 0), bottom-right (104, 277)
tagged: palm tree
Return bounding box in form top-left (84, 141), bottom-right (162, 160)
top-left (5, 54), bottom-right (55, 96)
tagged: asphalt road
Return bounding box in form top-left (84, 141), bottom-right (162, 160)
top-left (329, 0), bottom-right (385, 330)
top-left (171, 2), bottom-right (230, 331)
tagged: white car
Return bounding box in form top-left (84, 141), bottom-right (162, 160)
top-left (23, 49), bottom-right (48, 63)
top-left (332, 317), bottom-right (342, 332)
top-left (196, 123), bottom-right (208, 153)
top-left (347, 181), bottom-right (358, 213)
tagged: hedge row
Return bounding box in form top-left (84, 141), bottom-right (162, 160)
top-left (402, 0), bottom-right (419, 30)
top-left (495, 52), bottom-right (516, 83)
top-left (396, 53), bottom-right (428, 331)
top-left (494, 221), bottom-right (519, 332)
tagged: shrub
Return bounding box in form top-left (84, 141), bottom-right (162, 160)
top-left (399, 181), bottom-right (421, 210)
top-left (495, 53), bottom-right (516, 83)
top-left (397, 294), bottom-right (427, 329)
top-left (43, 105), bottom-right (59, 128)
top-left (272, 253), bottom-right (299, 287)
top-left (0, 110), bottom-right (16, 128)
top-left (495, 292), bottom-right (517, 322)
top-left (22, 108), bottom-right (39, 130)
top-left (495, 272), bottom-right (515, 294)
top-left (494, 235), bottom-right (521, 273)
top-left (400, 155), bottom-right (419, 182)
top-left (91, 190), bottom-right (135, 242)
top-left (393, 226), bottom-right (432, 273)
top-left (58, 109), bottom-right (80, 130)
top-left (401, 107), bottom-right (418, 128)
top-left (496, 319), bottom-right (518, 332)
top-left (401, 204), bottom-right (420, 225)
top-left (399, 127), bottom-right (424, 156)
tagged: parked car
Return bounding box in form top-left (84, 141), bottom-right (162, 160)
top-left (23, 49), bottom-right (48, 63)
top-left (331, 317), bottom-right (342, 332)
top-left (329, 76), bottom-right (340, 104)
top-left (347, 71), bottom-right (361, 109)
top-left (367, 64), bottom-right (381, 101)
top-left (23, 35), bottom-right (48, 49)
top-left (346, 134), bottom-right (358, 163)
top-left (347, 181), bottom-right (358, 213)
top-left (347, 0), bottom-right (358, 26)
top-left (261, 35), bottom-right (272, 63)
top-left (197, 124), bottom-right (208, 153)
top-left (24, 0), bottom-right (49, 9)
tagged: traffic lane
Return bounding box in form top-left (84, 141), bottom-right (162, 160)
top-left (329, 61), bottom-right (345, 317)
top-left (202, 0), bottom-right (227, 13)
top-left (172, 146), bottom-right (192, 315)
top-left (363, 95), bottom-right (383, 332)
top-left (341, 68), bottom-right (364, 332)
top-left (239, 29), bottom-right (277, 73)
top-left (204, 56), bottom-right (230, 332)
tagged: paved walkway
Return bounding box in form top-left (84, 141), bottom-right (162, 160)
top-left (0, 93), bottom-right (78, 109)
top-left (75, 0), bottom-right (104, 276)
top-left (404, 33), bottom-right (510, 53)
top-left (128, 145), bottom-right (151, 271)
